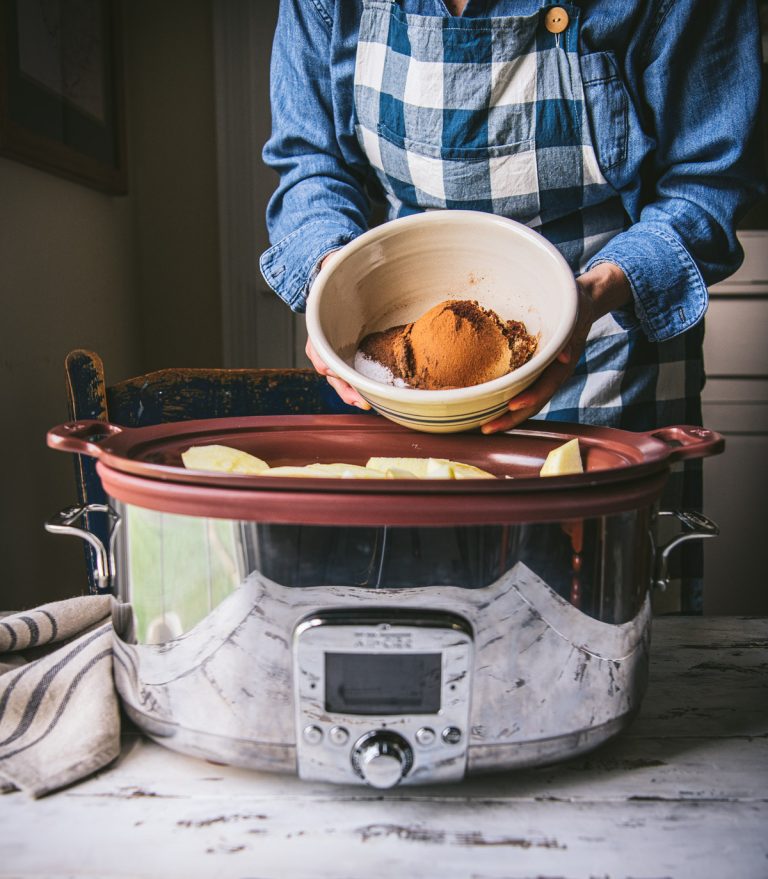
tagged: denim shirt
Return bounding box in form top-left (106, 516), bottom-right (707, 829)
top-left (259, 0), bottom-right (765, 343)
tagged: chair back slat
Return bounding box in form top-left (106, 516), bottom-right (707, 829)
top-left (65, 349), bottom-right (109, 422)
top-left (105, 367), bottom-right (356, 427)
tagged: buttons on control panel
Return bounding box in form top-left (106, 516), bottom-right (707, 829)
top-left (415, 727), bottom-right (436, 746)
top-left (303, 725), bottom-right (323, 745)
top-left (329, 726), bottom-right (349, 746)
top-left (442, 726), bottom-right (462, 745)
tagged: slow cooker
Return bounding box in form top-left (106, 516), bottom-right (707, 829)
top-left (47, 415), bottom-right (722, 788)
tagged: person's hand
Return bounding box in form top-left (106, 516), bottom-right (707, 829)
top-left (305, 335), bottom-right (371, 408)
top-left (480, 262), bottom-right (632, 434)
top-left (305, 250), bottom-right (371, 410)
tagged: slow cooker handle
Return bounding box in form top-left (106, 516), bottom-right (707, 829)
top-left (47, 420), bottom-right (124, 459)
top-left (45, 503), bottom-right (119, 593)
top-left (645, 426), bottom-right (725, 461)
top-left (653, 510), bottom-right (720, 591)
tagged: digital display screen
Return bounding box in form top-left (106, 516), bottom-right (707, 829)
top-left (325, 652), bottom-right (442, 715)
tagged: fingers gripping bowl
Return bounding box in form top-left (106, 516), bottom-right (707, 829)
top-left (305, 211), bottom-right (578, 433)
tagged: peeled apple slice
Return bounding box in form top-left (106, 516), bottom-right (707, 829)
top-left (365, 456), bottom-right (495, 479)
top-left (539, 438), bottom-right (583, 477)
top-left (181, 446), bottom-right (496, 479)
top-left (426, 459), bottom-right (454, 479)
top-left (181, 444), bottom-right (269, 474)
top-left (440, 460), bottom-right (496, 480)
top-left (366, 457), bottom-right (432, 478)
top-left (263, 463), bottom-right (387, 479)
top-left (383, 467), bottom-right (419, 479)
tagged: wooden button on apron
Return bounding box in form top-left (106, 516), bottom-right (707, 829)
top-left (544, 7), bottom-right (569, 34)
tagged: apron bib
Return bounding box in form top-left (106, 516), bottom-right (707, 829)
top-left (354, 0), bottom-right (625, 271)
top-left (353, 0), bottom-right (704, 608)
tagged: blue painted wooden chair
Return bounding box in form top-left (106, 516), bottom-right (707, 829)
top-left (63, 349), bottom-right (359, 592)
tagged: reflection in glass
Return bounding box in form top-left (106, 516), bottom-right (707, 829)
top-left (115, 505), bottom-right (653, 642)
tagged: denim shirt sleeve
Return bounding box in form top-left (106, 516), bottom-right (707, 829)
top-left (585, 0), bottom-right (765, 343)
top-left (259, 0), bottom-right (369, 313)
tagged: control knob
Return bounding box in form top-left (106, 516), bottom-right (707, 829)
top-left (351, 731), bottom-right (413, 789)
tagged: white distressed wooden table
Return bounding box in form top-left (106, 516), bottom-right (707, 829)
top-left (1, 616), bottom-right (766, 879)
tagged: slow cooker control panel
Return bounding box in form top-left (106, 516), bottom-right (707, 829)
top-left (293, 610), bottom-right (474, 787)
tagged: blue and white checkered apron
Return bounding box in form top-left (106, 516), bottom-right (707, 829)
top-left (354, 0), bottom-right (705, 609)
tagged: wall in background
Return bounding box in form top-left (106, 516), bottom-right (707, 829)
top-left (123, 0), bottom-right (222, 372)
top-left (0, 0), bottom-right (222, 609)
top-left (0, 158), bottom-right (141, 607)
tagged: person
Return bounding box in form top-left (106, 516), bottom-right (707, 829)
top-left (259, 0), bottom-right (765, 611)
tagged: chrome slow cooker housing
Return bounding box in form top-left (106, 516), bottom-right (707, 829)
top-left (47, 415), bottom-right (722, 787)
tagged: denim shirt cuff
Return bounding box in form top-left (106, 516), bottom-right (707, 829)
top-left (259, 221), bottom-right (362, 313)
top-left (586, 225), bottom-right (708, 343)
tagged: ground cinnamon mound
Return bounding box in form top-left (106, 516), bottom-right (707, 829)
top-left (357, 299), bottom-right (538, 390)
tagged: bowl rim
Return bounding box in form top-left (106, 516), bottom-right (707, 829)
top-left (305, 210), bottom-right (578, 403)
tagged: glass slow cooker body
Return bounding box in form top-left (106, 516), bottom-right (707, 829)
top-left (112, 501), bottom-right (654, 645)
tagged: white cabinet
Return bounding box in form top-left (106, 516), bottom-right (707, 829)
top-left (701, 232), bottom-right (768, 614)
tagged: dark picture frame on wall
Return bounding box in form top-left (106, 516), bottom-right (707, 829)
top-left (0, 0), bottom-right (126, 195)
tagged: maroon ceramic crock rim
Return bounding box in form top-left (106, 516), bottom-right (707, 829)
top-left (48, 415), bottom-right (724, 497)
top-left (96, 459), bottom-right (671, 526)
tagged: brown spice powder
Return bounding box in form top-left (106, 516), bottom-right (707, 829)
top-left (357, 299), bottom-right (538, 390)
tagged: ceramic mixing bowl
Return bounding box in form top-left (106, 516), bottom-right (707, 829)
top-left (305, 211), bottom-right (578, 433)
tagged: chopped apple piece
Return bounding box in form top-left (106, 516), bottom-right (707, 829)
top-left (366, 456), bottom-right (432, 478)
top-left (426, 459), bottom-right (454, 479)
top-left (180, 445), bottom-right (497, 479)
top-left (445, 460), bottom-right (497, 480)
top-left (383, 467), bottom-right (419, 479)
top-left (181, 444), bottom-right (269, 474)
top-left (263, 463), bottom-right (387, 479)
top-left (540, 438), bottom-right (583, 477)
top-left (365, 456), bottom-right (495, 479)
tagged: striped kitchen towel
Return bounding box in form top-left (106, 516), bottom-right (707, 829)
top-left (0, 596), bottom-right (119, 798)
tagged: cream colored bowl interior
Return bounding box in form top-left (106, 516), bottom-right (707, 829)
top-left (306, 211), bottom-right (577, 430)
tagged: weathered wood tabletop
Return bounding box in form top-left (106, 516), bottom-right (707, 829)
top-left (2, 616), bottom-right (766, 879)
